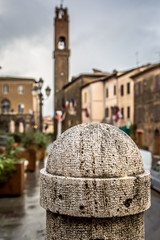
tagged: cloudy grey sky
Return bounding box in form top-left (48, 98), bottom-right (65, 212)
top-left (0, 0), bottom-right (160, 115)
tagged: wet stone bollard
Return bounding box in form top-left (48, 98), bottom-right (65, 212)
top-left (40, 123), bottom-right (150, 240)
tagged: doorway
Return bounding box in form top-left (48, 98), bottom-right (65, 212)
top-left (155, 129), bottom-right (160, 155)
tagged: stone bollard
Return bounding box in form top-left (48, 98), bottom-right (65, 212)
top-left (40, 123), bottom-right (150, 240)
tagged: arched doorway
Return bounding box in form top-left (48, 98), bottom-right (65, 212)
top-left (1, 99), bottom-right (10, 113)
top-left (155, 129), bottom-right (160, 155)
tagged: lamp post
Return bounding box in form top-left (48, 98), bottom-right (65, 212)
top-left (32, 78), bottom-right (51, 132)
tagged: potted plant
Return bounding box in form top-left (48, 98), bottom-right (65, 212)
top-left (0, 139), bottom-right (26, 196)
top-left (8, 132), bottom-right (24, 147)
top-left (34, 132), bottom-right (48, 160)
top-left (21, 132), bottom-right (37, 171)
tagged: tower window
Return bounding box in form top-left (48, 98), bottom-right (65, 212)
top-left (58, 36), bottom-right (66, 50)
top-left (58, 9), bottom-right (64, 19)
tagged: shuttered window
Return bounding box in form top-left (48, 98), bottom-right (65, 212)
top-left (137, 108), bottom-right (142, 123)
top-left (106, 88), bottom-right (109, 98)
top-left (127, 106), bottom-right (130, 119)
top-left (154, 105), bottom-right (160, 122)
top-left (155, 75), bottom-right (160, 91)
top-left (121, 85), bottom-right (124, 96)
top-left (121, 107), bottom-right (124, 119)
top-left (105, 107), bottom-right (109, 117)
top-left (138, 82), bottom-right (141, 95)
top-left (127, 82), bottom-right (130, 94)
top-left (114, 85), bottom-right (116, 95)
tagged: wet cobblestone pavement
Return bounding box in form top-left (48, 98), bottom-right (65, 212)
top-left (0, 160), bottom-right (46, 240)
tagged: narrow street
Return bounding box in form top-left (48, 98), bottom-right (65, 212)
top-left (0, 157), bottom-right (160, 240)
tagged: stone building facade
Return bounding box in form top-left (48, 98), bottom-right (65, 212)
top-left (55, 72), bottom-right (109, 134)
top-left (81, 65), bottom-right (149, 128)
top-left (131, 63), bottom-right (160, 154)
top-left (117, 65), bottom-right (149, 127)
top-left (0, 77), bottom-right (37, 132)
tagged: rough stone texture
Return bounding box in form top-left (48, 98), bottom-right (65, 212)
top-left (40, 169), bottom-right (150, 218)
top-left (46, 211), bottom-right (144, 240)
top-left (40, 123), bottom-right (150, 240)
top-left (46, 123), bottom-right (144, 178)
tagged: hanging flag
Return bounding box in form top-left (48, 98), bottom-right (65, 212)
top-left (82, 108), bottom-right (90, 118)
top-left (65, 100), bottom-right (69, 108)
top-left (113, 106), bottom-right (122, 122)
top-left (54, 111), bottom-right (66, 122)
top-left (60, 111), bottom-right (67, 122)
top-left (55, 113), bottom-right (60, 121)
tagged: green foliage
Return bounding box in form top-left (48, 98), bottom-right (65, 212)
top-left (6, 136), bottom-right (14, 147)
top-left (8, 132), bottom-right (23, 143)
top-left (0, 142), bottom-right (25, 185)
top-left (46, 133), bottom-right (54, 142)
top-left (34, 132), bottom-right (48, 148)
top-left (22, 131), bottom-right (50, 148)
top-left (0, 155), bottom-right (16, 184)
top-left (22, 132), bottom-right (35, 148)
top-left (0, 130), bottom-right (6, 135)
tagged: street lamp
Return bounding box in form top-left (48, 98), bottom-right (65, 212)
top-left (32, 78), bottom-right (51, 132)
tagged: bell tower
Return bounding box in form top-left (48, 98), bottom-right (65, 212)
top-left (54, 4), bottom-right (70, 94)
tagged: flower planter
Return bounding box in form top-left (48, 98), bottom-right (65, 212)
top-left (26, 148), bottom-right (36, 171)
top-left (27, 144), bottom-right (45, 161)
top-left (18, 149), bottom-right (36, 172)
top-left (0, 162), bottom-right (25, 196)
top-left (37, 146), bottom-right (45, 161)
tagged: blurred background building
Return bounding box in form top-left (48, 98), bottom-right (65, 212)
top-left (53, 4), bottom-right (160, 157)
top-left (0, 77), bottom-right (38, 132)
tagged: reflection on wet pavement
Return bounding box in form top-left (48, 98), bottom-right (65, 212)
top-left (0, 160), bottom-right (46, 240)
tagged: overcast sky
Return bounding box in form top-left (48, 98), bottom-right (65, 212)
top-left (0, 0), bottom-right (160, 115)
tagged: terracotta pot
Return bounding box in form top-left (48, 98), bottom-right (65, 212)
top-left (26, 148), bottom-right (36, 171)
top-left (38, 147), bottom-right (45, 161)
top-left (18, 149), bottom-right (36, 172)
top-left (28, 144), bottom-right (45, 161)
top-left (0, 162), bottom-right (25, 196)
